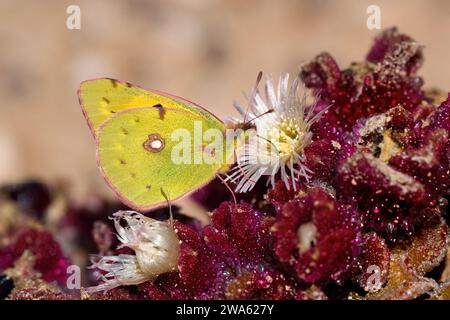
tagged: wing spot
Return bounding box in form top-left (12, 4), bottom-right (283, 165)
top-left (119, 159), bottom-right (126, 165)
top-left (110, 79), bottom-right (118, 88)
top-left (143, 134), bottom-right (165, 153)
top-left (146, 185), bottom-right (152, 191)
top-left (153, 104), bottom-right (166, 120)
top-left (110, 110), bottom-right (116, 114)
top-left (100, 97), bottom-right (110, 108)
top-left (121, 127), bottom-right (129, 135)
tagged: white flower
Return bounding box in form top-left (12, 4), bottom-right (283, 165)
top-left (86, 211), bottom-right (180, 292)
top-left (226, 73), bottom-right (328, 193)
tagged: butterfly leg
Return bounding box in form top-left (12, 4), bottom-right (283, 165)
top-left (216, 173), bottom-right (237, 209)
top-left (160, 187), bottom-right (174, 228)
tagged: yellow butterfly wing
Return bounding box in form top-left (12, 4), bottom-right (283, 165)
top-left (78, 79), bottom-right (232, 211)
top-left (78, 78), bottom-right (219, 138)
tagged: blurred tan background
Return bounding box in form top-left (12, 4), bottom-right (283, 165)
top-left (0, 0), bottom-right (449, 202)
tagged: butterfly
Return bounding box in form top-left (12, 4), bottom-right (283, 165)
top-left (78, 78), bottom-right (236, 212)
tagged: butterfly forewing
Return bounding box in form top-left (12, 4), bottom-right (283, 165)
top-left (78, 78), bottom-right (221, 138)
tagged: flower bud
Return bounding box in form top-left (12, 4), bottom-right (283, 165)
top-left (87, 211), bottom-right (180, 292)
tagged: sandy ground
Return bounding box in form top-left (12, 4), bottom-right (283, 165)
top-left (0, 0), bottom-right (449, 202)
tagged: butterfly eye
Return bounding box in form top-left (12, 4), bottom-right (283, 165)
top-left (143, 133), bottom-right (165, 153)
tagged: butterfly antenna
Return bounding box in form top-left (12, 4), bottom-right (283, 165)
top-left (243, 71), bottom-right (263, 124)
top-left (160, 187), bottom-right (174, 228)
top-left (216, 173), bottom-right (237, 208)
top-left (246, 108), bottom-right (274, 124)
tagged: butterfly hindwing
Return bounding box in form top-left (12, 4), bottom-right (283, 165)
top-left (96, 106), bottom-right (228, 211)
